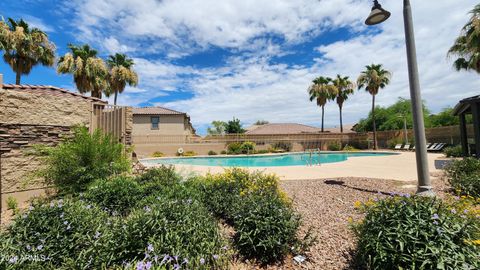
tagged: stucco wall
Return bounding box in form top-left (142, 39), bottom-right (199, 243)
top-left (132, 114), bottom-right (190, 136)
top-left (0, 89), bottom-right (93, 126)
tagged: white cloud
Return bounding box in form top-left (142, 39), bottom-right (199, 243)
top-left (23, 15), bottom-right (55, 32)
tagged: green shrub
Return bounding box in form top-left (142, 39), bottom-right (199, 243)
top-left (255, 149), bottom-right (270, 154)
top-left (37, 127), bottom-right (130, 194)
top-left (220, 150), bottom-right (227, 155)
top-left (444, 145), bottom-right (463, 158)
top-left (445, 158), bottom-right (480, 197)
top-left (327, 141), bottom-right (341, 151)
top-left (0, 199), bottom-right (114, 269)
top-left (352, 195), bottom-right (480, 269)
top-left (6, 196), bottom-right (18, 211)
top-left (233, 192), bottom-right (302, 264)
top-left (272, 142), bottom-right (292, 152)
top-left (151, 151), bottom-right (164, 157)
top-left (343, 145), bottom-right (358, 152)
top-left (136, 166), bottom-right (181, 195)
top-left (208, 150), bottom-right (218, 155)
top-left (183, 150), bottom-right (196, 156)
top-left (83, 177), bottom-right (144, 216)
top-left (227, 142), bottom-right (243, 154)
top-left (240, 141), bottom-right (256, 153)
top-left (112, 196), bottom-right (228, 269)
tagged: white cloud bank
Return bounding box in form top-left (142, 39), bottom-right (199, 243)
top-left (67, 0), bottom-right (480, 132)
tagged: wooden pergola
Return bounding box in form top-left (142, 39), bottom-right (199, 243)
top-left (453, 95), bottom-right (480, 157)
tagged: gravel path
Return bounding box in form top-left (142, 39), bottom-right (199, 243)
top-left (248, 175), bottom-right (448, 270)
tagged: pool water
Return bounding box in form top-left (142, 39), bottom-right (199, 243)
top-left (141, 152), bottom-right (397, 167)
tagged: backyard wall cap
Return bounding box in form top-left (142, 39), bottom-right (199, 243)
top-left (1, 84), bottom-right (107, 104)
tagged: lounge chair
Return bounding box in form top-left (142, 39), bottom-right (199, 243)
top-left (394, 144), bottom-right (403, 150)
top-left (402, 144), bottom-right (411, 150)
top-left (428, 143), bottom-right (446, 152)
top-left (427, 143), bottom-right (438, 150)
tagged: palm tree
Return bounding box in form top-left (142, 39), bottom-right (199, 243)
top-left (106, 53), bottom-right (138, 105)
top-left (448, 3), bottom-right (480, 72)
top-left (57, 44), bottom-right (108, 99)
top-left (0, 18), bottom-right (55, 84)
top-left (332, 75), bottom-right (355, 133)
top-left (357, 64), bottom-right (391, 150)
top-left (308, 76), bottom-right (337, 132)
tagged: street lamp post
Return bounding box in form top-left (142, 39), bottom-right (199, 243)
top-left (365, 0), bottom-right (433, 195)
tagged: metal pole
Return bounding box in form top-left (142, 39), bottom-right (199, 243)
top-left (403, 116), bottom-right (408, 144)
top-left (403, 0), bottom-right (433, 195)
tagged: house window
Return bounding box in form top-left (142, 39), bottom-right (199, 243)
top-left (151, 116), bottom-right (159, 130)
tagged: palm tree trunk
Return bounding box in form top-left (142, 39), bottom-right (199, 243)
top-left (321, 105), bottom-right (325, 132)
top-left (339, 104), bottom-right (343, 133)
top-left (91, 89), bottom-right (102, 99)
top-left (372, 94), bottom-right (378, 150)
top-left (114, 91), bottom-right (118, 105)
top-left (15, 71), bottom-right (21, 85)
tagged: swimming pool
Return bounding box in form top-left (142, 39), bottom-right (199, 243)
top-left (141, 152), bottom-right (397, 167)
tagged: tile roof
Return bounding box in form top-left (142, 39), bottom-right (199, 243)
top-left (2, 84), bottom-right (106, 103)
top-left (132, 106), bottom-right (185, 115)
top-left (245, 123), bottom-right (322, 135)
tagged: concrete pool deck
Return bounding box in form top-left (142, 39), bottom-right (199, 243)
top-left (144, 151), bottom-right (445, 182)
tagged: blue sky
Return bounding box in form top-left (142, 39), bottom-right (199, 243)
top-left (1, 0), bottom-right (479, 135)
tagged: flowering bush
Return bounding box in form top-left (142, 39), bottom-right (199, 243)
top-left (111, 196), bottom-right (229, 269)
top-left (36, 127), bottom-right (131, 194)
top-left (0, 199), bottom-right (114, 269)
top-left (83, 176), bottom-right (144, 216)
top-left (445, 158), bottom-right (480, 198)
top-left (136, 165), bottom-right (181, 195)
top-left (352, 194), bottom-right (480, 269)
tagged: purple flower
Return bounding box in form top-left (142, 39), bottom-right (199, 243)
top-left (436, 227), bottom-right (443, 234)
top-left (432, 214), bottom-right (439, 220)
top-left (26, 244), bottom-right (31, 250)
top-left (64, 221), bottom-right (68, 225)
top-left (28, 206), bottom-right (34, 211)
top-left (464, 209), bottom-right (469, 214)
top-left (94, 231), bottom-right (101, 239)
top-left (213, 254), bottom-right (219, 260)
top-left (433, 220), bottom-right (438, 225)
top-left (8, 256), bottom-right (18, 264)
top-left (37, 245), bottom-right (43, 251)
top-left (85, 204), bottom-right (92, 209)
top-left (404, 193), bottom-right (411, 198)
top-left (67, 225), bottom-right (71, 230)
top-left (144, 206), bottom-right (151, 212)
top-left (451, 209), bottom-right (457, 214)
top-left (136, 261), bottom-right (144, 270)
top-left (49, 202), bottom-right (55, 208)
top-left (183, 258), bottom-right (189, 264)
top-left (173, 264), bottom-right (180, 270)
top-left (200, 258), bottom-right (205, 265)
top-left (173, 255), bottom-right (179, 261)
top-left (147, 243), bottom-right (154, 252)
top-left (222, 245), bottom-right (228, 250)
top-left (145, 261), bottom-right (152, 270)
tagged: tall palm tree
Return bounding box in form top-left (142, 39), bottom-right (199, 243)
top-left (308, 76), bottom-right (338, 132)
top-left (357, 64), bottom-right (391, 150)
top-left (332, 75), bottom-right (355, 133)
top-left (0, 18), bottom-right (55, 84)
top-left (106, 53), bottom-right (138, 105)
top-left (57, 44), bottom-right (108, 99)
top-left (448, 3), bottom-right (480, 72)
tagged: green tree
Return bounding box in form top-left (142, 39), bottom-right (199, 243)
top-left (308, 76), bottom-right (338, 132)
top-left (332, 75), bottom-right (355, 133)
top-left (448, 3), bottom-right (480, 72)
top-left (0, 18), bottom-right (55, 84)
top-left (225, 117), bottom-right (245, 134)
top-left (207, 121), bottom-right (227, 135)
top-left (57, 44), bottom-right (108, 99)
top-left (357, 64), bottom-right (391, 149)
top-left (429, 107), bottom-right (461, 127)
top-left (254, 120), bottom-right (269, 125)
top-left (106, 53), bottom-right (138, 105)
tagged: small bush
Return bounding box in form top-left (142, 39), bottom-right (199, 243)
top-left (445, 158), bottom-right (480, 197)
top-left (227, 142), bottom-right (243, 154)
top-left (37, 127), bottom-right (131, 194)
top-left (183, 150), bottom-right (196, 156)
top-left (233, 192), bottom-right (302, 264)
top-left (220, 150), bottom-right (227, 155)
top-left (352, 195), bottom-right (480, 269)
top-left (256, 149), bottom-right (270, 154)
top-left (6, 196), bottom-right (18, 211)
top-left (112, 196), bottom-right (228, 269)
top-left (272, 141), bottom-right (292, 152)
top-left (208, 150), bottom-right (218, 155)
top-left (0, 199), bottom-right (114, 269)
top-left (83, 177), bottom-right (144, 216)
top-left (136, 166), bottom-right (181, 195)
top-left (240, 141), bottom-right (256, 153)
top-left (444, 145), bottom-right (463, 158)
top-left (343, 145), bottom-right (358, 152)
top-left (151, 151), bottom-right (164, 157)
top-left (327, 141), bottom-right (341, 151)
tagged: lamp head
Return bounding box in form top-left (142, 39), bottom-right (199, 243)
top-left (365, 0), bottom-right (391, 25)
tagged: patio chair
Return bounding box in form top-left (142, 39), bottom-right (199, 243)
top-left (402, 144), bottom-right (411, 150)
top-left (394, 144), bottom-right (403, 150)
top-left (427, 143), bottom-right (438, 150)
top-left (428, 143), bottom-right (446, 152)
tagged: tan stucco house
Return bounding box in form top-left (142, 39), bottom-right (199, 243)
top-left (132, 107), bottom-right (196, 138)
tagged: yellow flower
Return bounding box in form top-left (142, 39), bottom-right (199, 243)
top-left (354, 201), bottom-right (362, 209)
top-left (472, 240), bottom-right (480, 245)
